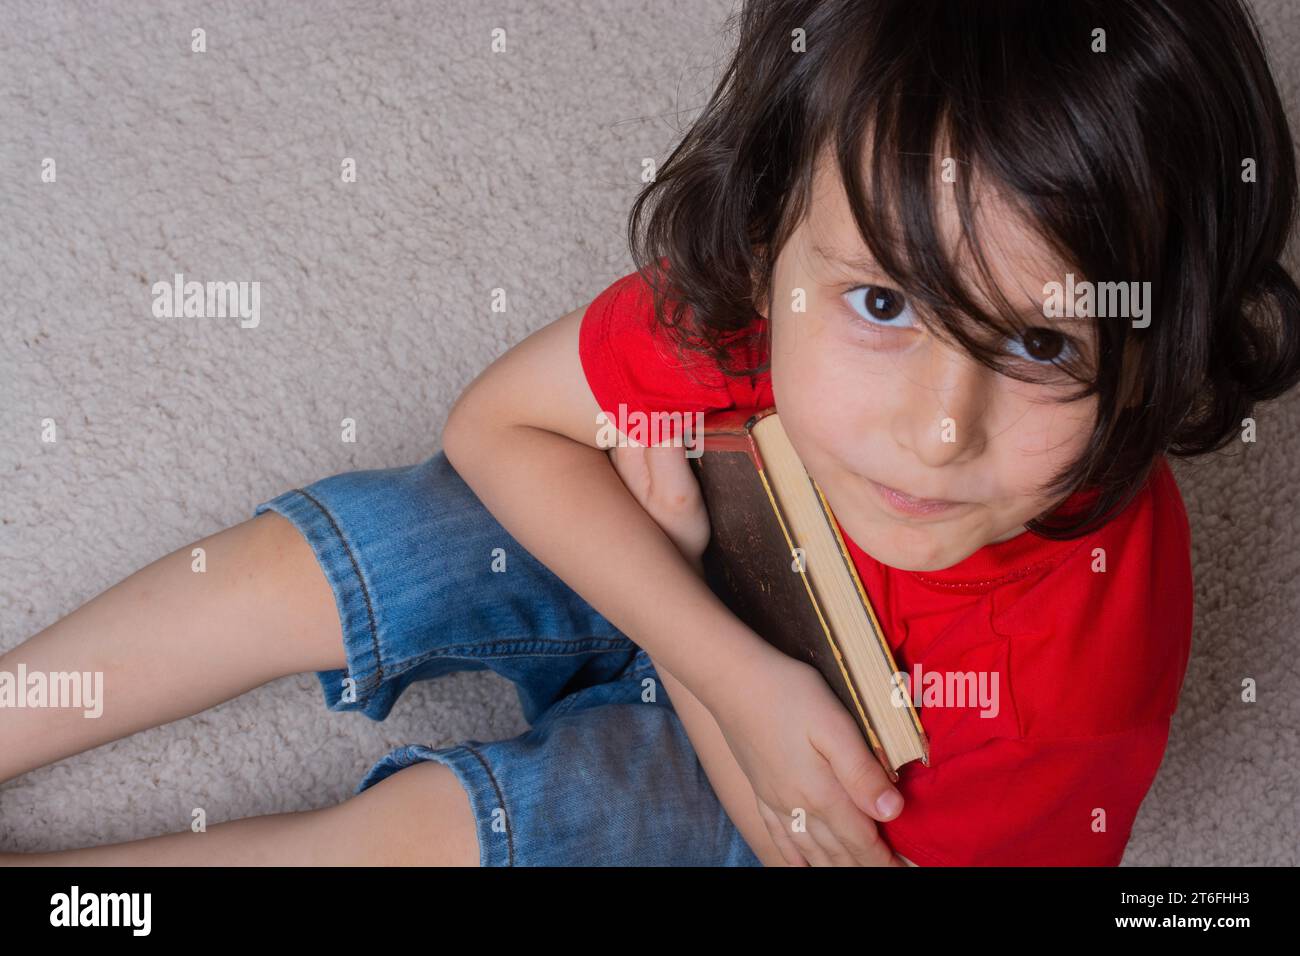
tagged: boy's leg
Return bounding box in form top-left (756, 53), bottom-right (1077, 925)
top-left (1, 449), bottom-right (628, 785)
top-left (341, 652), bottom-right (766, 867)
top-left (3, 450), bottom-right (642, 865)
top-left (0, 762), bottom-right (477, 866)
top-left (253, 452), bottom-right (638, 726)
top-left (0, 510), bottom-right (346, 784)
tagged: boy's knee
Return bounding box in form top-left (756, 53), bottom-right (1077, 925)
top-left (342, 761), bottom-right (480, 866)
top-left (234, 511), bottom-right (346, 672)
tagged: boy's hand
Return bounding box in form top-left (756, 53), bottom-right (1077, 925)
top-left (609, 439), bottom-right (905, 866)
top-left (607, 442), bottom-right (710, 567)
top-left (711, 644), bottom-right (907, 866)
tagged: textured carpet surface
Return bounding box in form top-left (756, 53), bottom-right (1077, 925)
top-left (1, 0), bottom-right (1297, 864)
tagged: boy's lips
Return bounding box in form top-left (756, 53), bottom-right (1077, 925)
top-left (868, 479), bottom-right (964, 517)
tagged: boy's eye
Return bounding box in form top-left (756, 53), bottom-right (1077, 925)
top-left (1005, 327), bottom-right (1072, 365)
top-left (843, 285), bottom-right (1078, 367)
top-left (844, 285), bottom-right (917, 327)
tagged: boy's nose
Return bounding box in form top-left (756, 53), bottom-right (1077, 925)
top-left (891, 335), bottom-right (992, 469)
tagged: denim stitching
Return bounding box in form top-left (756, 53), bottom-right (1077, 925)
top-left (458, 743), bottom-right (515, 866)
top-left (540, 653), bottom-right (651, 723)
top-left (376, 639), bottom-right (636, 682)
top-left (291, 487), bottom-right (385, 690)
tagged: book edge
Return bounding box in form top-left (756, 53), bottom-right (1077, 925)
top-left (809, 476), bottom-right (933, 769)
top-left (750, 435), bottom-right (903, 783)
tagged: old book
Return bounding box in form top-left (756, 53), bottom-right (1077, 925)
top-left (687, 407), bottom-right (929, 781)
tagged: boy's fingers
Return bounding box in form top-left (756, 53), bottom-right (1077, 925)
top-left (791, 829), bottom-right (834, 867)
top-left (806, 816), bottom-right (862, 866)
top-left (820, 792), bottom-right (895, 865)
top-left (771, 802), bottom-right (834, 867)
top-left (758, 803), bottom-right (810, 867)
top-left (771, 831), bottom-right (810, 868)
top-left (810, 720), bottom-right (904, 822)
top-left (644, 444), bottom-right (701, 494)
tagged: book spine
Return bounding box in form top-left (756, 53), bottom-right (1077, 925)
top-left (810, 478), bottom-right (931, 769)
top-left (751, 456), bottom-right (903, 783)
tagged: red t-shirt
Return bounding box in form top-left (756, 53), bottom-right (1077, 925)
top-left (579, 269), bottom-right (1195, 867)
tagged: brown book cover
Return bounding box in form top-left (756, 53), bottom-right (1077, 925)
top-left (687, 407), bottom-right (929, 781)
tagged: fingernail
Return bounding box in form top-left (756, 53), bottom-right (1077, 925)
top-left (876, 790), bottom-right (903, 818)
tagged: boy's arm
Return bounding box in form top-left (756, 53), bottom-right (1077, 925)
top-left (648, 606), bottom-right (910, 868)
top-left (656, 656), bottom-right (917, 867)
top-left (648, 653), bottom-right (794, 866)
top-left (441, 305), bottom-right (773, 708)
top-left (611, 449), bottom-right (909, 868)
top-left (444, 302), bottom-right (906, 867)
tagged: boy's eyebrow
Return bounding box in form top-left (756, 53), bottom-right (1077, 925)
top-left (813, 240), bottom-right (1091, 324)
top-left (814, 241), bottom-right (878, 272)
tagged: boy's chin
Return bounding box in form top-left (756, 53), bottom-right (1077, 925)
top-left (860, 519), bottom-right (982, 573)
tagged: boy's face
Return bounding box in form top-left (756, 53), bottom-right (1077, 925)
top-left (765, 153), bottom-right (1098, 572)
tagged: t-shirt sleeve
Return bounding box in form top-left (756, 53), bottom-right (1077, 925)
top-left (880, 719), bottom-right (1174, 866)
top-left (578, 270), bottom-right (741, 444)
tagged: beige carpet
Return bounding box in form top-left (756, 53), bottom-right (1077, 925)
top-left (1, 0), bottom-right (1297, 864)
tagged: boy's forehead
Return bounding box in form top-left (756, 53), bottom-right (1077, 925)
top-left (804, 149), bottom-right (1071, 311)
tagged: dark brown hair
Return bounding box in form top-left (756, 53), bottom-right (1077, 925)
top-left (627, 0), bottom-right (1300, 538)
